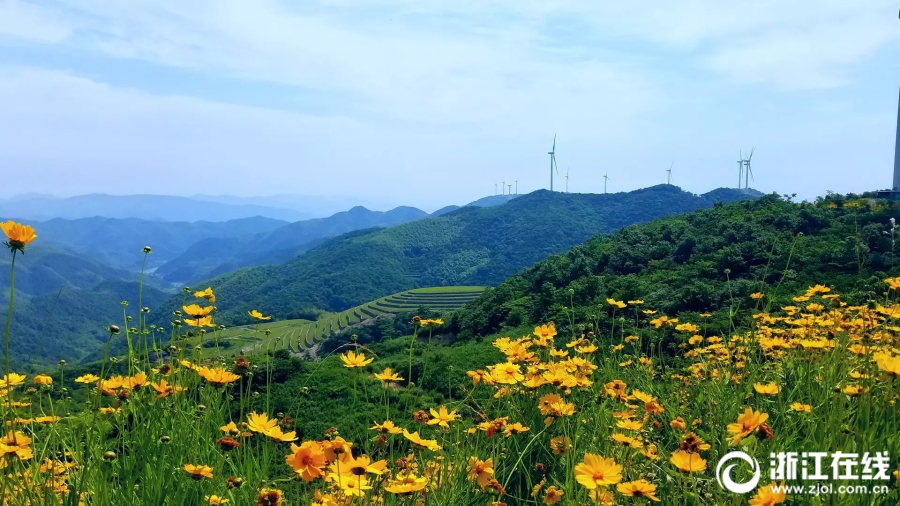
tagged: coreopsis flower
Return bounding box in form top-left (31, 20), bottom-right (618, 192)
top-left (574, 453), bottom-right (622, 489)
top-left (874, 352), bottom-right (900, 376)
top-left (670, 417), bottom-right (687, 431)
top-left (753, 382), bottom-right (781, 396)
top-left (843, 384), bottom-right (868, 396)
top-left (402, 430), bottom-right (442, 451)
top-left (426, 406), bottom-right (459, 429)
top-left (1, 373), bottom-right (26, 389)
top-left (534, 323), bottom-right (557, 340)
top-left (183, 304), bottom-right (214, 318)
top-left (194, 287), bottom-right (216, 303)
top-left (320, 436), bottom-right (353, 461)
top-left (257, 488), bottom-right (283, 506)
top-left (750, 292), bottom-right (764, 300)
top-left (0, 431), bottom-right (32, 460)
top-left (550, 436), bottom-right (572, 455)
top-left (205, 496), bottom-right (229, 505)
top-left (185, 316), bottom-right (216, 327)
top-left (606, 298), bottom-right (626, 309)
top-left (749, 481), bottom-right (787, 506)
top-left (504, 423), bottom-right (530, 437)
top-left (128, 371), bottom-right (148, 389)
top-left (543, 485), bottom-right (564, 504)
top-left (183, 464), bottom-right (214, 480)
top-left (670, 450), bottom-right (707, 472)
top-left (220, 421), bottom-right (252, 437)
top-left (617, 480), bottom-right (661, 501)
top-left (326, 472), bottom-right (371, 497)
top-left (74, 374), bottom-right (100, 384)
top-left (99, 407), bottom-right (120, 415)
top-left (151, 379), bottom-right (185, 399)
top-left (789, 402), bottom-right (812, 412)
top-left (467, 457), bottom-right (495, 489)
top-left (727, 407), bottom-right (769, 446)
top-left (488, 362), bottom-right (524, 384)
top-left (1, 221), bottom-right (37, 253)
top-left (32, 374), bottom-right (52, 386)
top-left (339, 350), bottom-right (374, 368)
top-left (374, 368), bottom-right (404, 384)
top-left (680, 433), bottom-right (711, 453)
top-left (384, 471), bottom-right (429, 495)
top-left (370, 420), bottom-right (403, 434)
top-left (263, 425), bottom-right (297, 442)
top-left (217, 436), bottom-right (240, 451)
top-left (419, 318), bottom-right (444, 326)
top-left (248, 310), bottom-right (271, 321)
top-left (616, 419), bottom-right (643, 431)
top-left (285, 441), bottom-right (326, 482)
top-left (247, 412), bottom-right (278, 434)
top-left (196, 366), bottom-right (239, 385)
top-left (334, 453), bottom-right (387, 477)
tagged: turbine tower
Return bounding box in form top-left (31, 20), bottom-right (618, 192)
top-left (667, 163), bottom-right (673, 185)
top-left (515, 180), bottom-right (518, 195)
top-left (565, 168), bottom-right (569, 193)
top-left (603, 172), bottom-right (611, 194)
top-left (548, 135), bottom-right (559, 191)
top-left (743, 149), bottom-right (755, 190)
top-left (737, 151), bottom-right (744, 188)
top-left (494, 183), bottom-right (498, 195)
top-left (507, 184), bottom-right (513, 195)
top-left (894, 86), bottom-right (900, 191)
top-left (502, 180), bottom-right (505, 195)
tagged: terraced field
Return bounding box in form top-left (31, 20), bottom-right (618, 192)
top-left (191, 286), bottom-right (486, 357)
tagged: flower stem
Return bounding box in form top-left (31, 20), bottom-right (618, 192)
top-left (3, 250), bottom-right (16, 380)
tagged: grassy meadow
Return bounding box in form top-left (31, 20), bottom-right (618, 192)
top-left (1, 216), bottom-right (900, 505)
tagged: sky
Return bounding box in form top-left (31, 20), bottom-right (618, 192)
top-left (0, 1), bottom-right (898, 212)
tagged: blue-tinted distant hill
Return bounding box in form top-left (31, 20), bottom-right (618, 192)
top-left (173, 186), bottom-right (761, 323)
top-left (0, 194), bottom-right (311, 222)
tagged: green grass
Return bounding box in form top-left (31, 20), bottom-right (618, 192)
top-left (186, 286), bottom-right (487, 357)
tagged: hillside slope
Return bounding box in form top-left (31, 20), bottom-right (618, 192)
top-left (455, 193), bottom-right (895, 338)
top-left (187, 186), bottom-right (758, 323)
top-left (154, 205), bottom-right (431, 283)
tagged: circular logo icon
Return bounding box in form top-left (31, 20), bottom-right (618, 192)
top-left (716, 451), bottom-right (761, 494)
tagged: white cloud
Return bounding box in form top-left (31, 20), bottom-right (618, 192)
top-left (0, 0), bottom-right (74, 42)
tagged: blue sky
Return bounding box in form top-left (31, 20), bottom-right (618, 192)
top-left (0, 0), bottom-right (898, 211)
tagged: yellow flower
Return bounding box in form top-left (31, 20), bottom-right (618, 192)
top-left (874, 352), bottom-right (900, 376)
top-left (185, 316), bottom-right (216, 328)
top-left (32, 374), bottom-right (52, 386)
top-left (247, 412), bottom-right (278, 434)
top-left (263, 425), bottom-right (297, 442)
top-left (374, 368), bottom-right (404, 384)
top-left (1, 373), bottom-right (26, 388)
top-left (550, 436), bottom-right (571, 455)
top-left (219, 421), bottom-right (252, 437)
top-left (370, 420), bottom-right (403, 434)
top-left (616, 419), bottom-right (644, 431)
top-left (257, 488), bottom-right (284, 506)
top-left (750, 292), bottom-right (764, 300)
top-left (402, 430), bottom-right (442, 451)
top-left (534, 323), bottom-right (557, 340)
top-left (789, 402), bottom-right (812, 413)
top-left (384, 471), bottom-right (429, 495)
top-left (426, 406), bottom-right (459, 429)
top-left (74, 374), bottom-right (100, 384)
top-left (753, 382), bottom-right (781, 396)
top-left (205, 496), bottom-right (229, 505)
top-left (339, 350), bottom-right (374, 368)
top-left (467, 456), bottom-right (494, 489)
top-left (194, 287), bottom-right (216, 303)
top-left (574, 453), bottom-right (622, 489)
top-left (151, 379), bottom-right (185, 399)
top-left (670, 450), bottom-right (707, 472)
top-left (248, 309), bottom-right (271, 321)
top-left (1, 221), bottom-right (37, 252)
top-left (543, 485), bottom-right (564, 504)
top-left (727, 407), bottom-right (769, 446)
top-left (606, 298), bottom-right (626, 309)
top-left (749, 481), bottom-right (787, 506)
top-left (617, 479), bottom-right (661, 502)
top-left (182, 304), bottom-right (214, 318)
top-left (182, 463), bottom-right (213, 480)
top-left (843, 384), bottom-right (868, 396)
top-left (196, 366), bottom-right (239, 385)
top-left (488, 362), bottom-right (524, 384)
top-left (504, 423), bottom-right (530, 437)
top-left (885, 277), bottom-right (900, 291)
top-left (285, 441), bottom-right (326, 482)
top-left (670, 417), bottom-right (687, 431)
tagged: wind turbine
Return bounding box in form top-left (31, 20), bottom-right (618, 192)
top-left (737, 151), bottom-right (744, 189)
top-left (667, 163), bottom-right (673, 185)
top-left (565, 168), bottom-right (569, 193)
top-left (515, 180), bottom-right (518, 195)
top-left (502, 180), bottom-right (506, 195)
top-left (603, 172), bottom-right (611, 194)
top-left (743, 148), bottom-right (755, 190)
top-left (494, 183), bottom-right (498, 195)
top-left (548, 135), bottom-right (559, 191)
top-left (507, 183), bottom-right (513, 195)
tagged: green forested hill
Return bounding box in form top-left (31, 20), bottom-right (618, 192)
top-left (176, 186), bottom-right (759, 323)
top-left (454, 193), bottom-right (896, 338)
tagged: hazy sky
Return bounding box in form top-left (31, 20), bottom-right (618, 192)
top-left (0, 1), bottom-right (898, 211)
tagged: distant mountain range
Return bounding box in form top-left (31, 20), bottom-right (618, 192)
top-left (0, 194), bottom-right (312, 222)
top-left (174, 186), bottom-right (762, 324)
